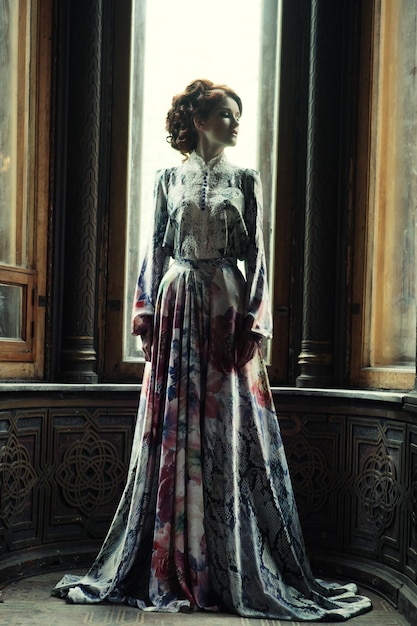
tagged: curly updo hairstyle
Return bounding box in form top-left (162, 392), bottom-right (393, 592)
top-left (166, 79), bottom-right (242, 156)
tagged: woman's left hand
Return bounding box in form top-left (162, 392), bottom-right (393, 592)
top-left (141, 328), bottom-right (153, 362)
top-left (235, 330), bottom-right (262, 369)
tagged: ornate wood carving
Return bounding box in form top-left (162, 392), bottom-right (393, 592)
top-left (0, 389), bottom-right (417, 622)
top-left (0, 392), bottom-right (137, 564)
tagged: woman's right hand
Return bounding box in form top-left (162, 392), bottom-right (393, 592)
top-left (235, 330), bottom-right (261, 369)
top-left (141, 327), bottom-right (153, 361)
top-left (132, 314), bottom-right (154, 362)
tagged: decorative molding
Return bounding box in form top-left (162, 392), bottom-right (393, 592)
top-left (55, 430), bottom-right (126, 517)
top-left (0, 390), bottom-right (416, 620)
top-left (355, 443), bottom-right (400, 533)
top-left (0, 434), bottom-right (38, 528)
top-left (285, 434), bottom-right (335, 520)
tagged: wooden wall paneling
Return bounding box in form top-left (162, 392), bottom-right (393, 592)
top-left (405, 424), bottom-right (417, 582)
top-left (47, 406), bottom-right (134, 542)
top-left (0, 409), bottom-right (47, 555)
top-left (280, 410), bottom-right (346, 552)
top-left (347, 416), bottom-right (405, 571)
top-left (1, 388), bottom-right (417, 623)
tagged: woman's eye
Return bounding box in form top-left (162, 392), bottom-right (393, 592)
top-left (219, 110), bottom-right (240, 121)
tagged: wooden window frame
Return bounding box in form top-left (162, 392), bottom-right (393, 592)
top-left (0, 266), bottom-right (35, 361)
top-left (0, 0), bottom-right (51, 379)
top-left (103, 1), bottom-right (284, 383)
top-left (350, 0), bottom-right (415, 390)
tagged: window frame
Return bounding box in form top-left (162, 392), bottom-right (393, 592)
top-left (350, 0), bottom-right (416, 390)
top-left (0, 0), bottom-right (51, 379)
top-left (0, 265), bottom-right (35, 361)
top-left (104, 0), bottom-right (286, 383)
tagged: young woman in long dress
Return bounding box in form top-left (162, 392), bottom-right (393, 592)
top-left (53, 79), bottom-right (372, 621)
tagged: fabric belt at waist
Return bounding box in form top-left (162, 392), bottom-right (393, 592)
top-left (173, 257), bottom-right (237, 270)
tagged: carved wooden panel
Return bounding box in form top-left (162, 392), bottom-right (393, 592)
top-left (405, 424), bottom-right (417, 581)
top-left (280, 406), bottom-right (409, 577)
top-left (0, 410), bottom-right (46, 555)
top-left (46, 407), bottom-right (134, 542)
top-left (347, 418), bottom-right (405, 571)
top-left (0, 389), bottom-right (416, 614)
top-left (0, 398), bottom-right (137, 563)
top-left (280, 411), bottom-right (346, 552)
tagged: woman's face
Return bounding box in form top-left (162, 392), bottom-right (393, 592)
top-left (197, 95), bottom-right (241, 150)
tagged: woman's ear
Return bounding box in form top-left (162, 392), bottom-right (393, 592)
top-left (193, 114), bottom-right (206, 131)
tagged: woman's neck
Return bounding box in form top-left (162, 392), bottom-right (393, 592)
top-left (195, 144), bottom-right (224, 163)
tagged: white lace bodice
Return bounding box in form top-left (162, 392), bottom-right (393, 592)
top-left (162, 151), bottom-right (251, 260)
top-left (133, 150), bottom-right (273, 338)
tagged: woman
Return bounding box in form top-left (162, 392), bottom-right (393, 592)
top-left (53, 79), bottom-right (372, 620)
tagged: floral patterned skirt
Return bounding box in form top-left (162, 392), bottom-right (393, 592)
top-left (53, 259), bottom-right (372, 620)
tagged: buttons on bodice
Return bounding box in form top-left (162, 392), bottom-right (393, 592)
top-left (201, 171), bottom-right (209, 210)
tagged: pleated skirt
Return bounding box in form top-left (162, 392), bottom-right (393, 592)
top-left (53, 258), bottom-right (372, 621)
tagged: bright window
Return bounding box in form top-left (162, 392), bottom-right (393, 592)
top-left (123, 0), bottom-right (281, 362)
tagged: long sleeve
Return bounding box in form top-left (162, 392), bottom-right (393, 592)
top-left (243, 171), bottom-right (273, 339)
top-left (131, 169), bottom-right (171, 335)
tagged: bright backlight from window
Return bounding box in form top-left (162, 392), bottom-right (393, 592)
top-left (141, 0), bottom-right (261, 171)
top-left (125, 0), bottom-right (278, 361)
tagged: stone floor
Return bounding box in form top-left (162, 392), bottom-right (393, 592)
top-left (0, 571), bottom-right (411, 626)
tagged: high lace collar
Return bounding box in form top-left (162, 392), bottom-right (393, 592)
top-left (187, 150), bottom-right (228, 171)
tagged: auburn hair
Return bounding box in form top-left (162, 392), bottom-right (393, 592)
top-left (166, 79), bottom-right (242, 156)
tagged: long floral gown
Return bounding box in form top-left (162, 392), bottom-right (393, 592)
top-left (53, 151), bottom-right (372, 620)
